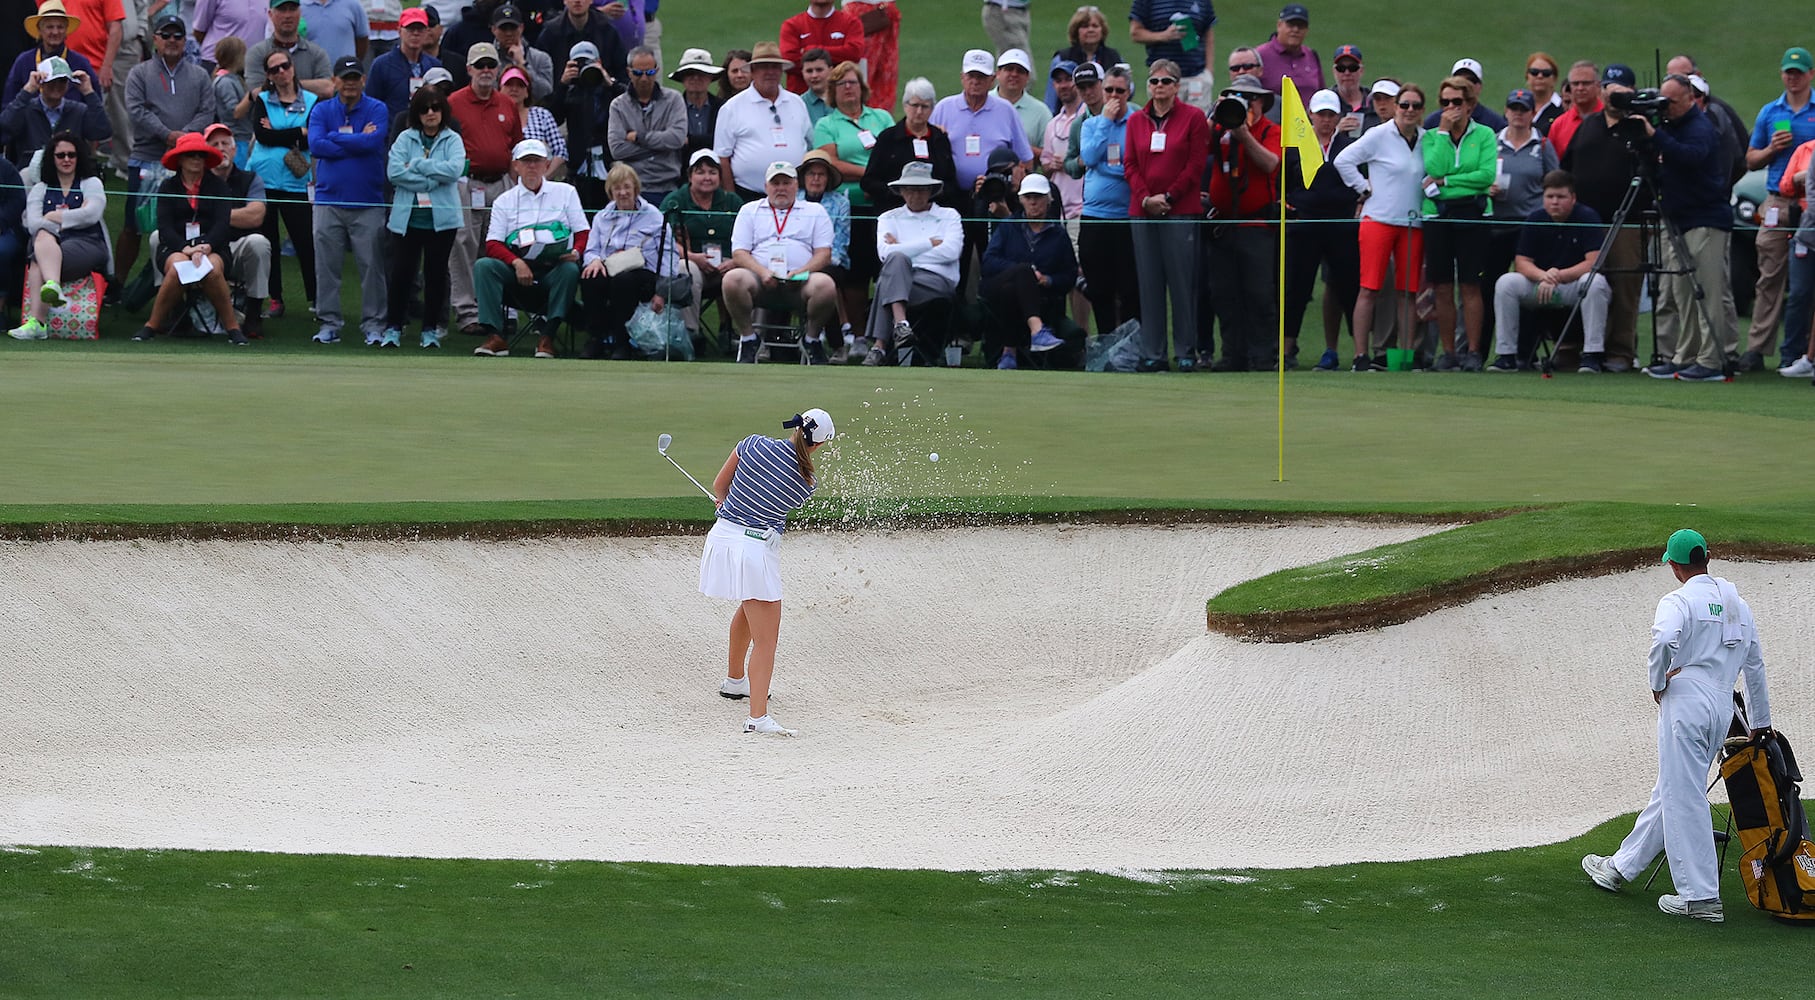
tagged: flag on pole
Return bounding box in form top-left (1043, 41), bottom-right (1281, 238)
top-left (1279, 78), bottom-right (1323, 187)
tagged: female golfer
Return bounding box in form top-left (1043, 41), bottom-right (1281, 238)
top-left (700, 407), bottom-right (835, 736)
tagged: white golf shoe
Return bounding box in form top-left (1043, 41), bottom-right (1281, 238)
top-left (744, 715), bottom-right (796, 737)
top-left (719, 676), bottom-right (750, 699)
top-left (1581, 854), bottom-right (1627, 892)
top-left (1657, 894), bottom-right (1723, 922)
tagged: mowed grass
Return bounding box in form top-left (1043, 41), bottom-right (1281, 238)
top-left (3, 812), bottom-right (1808, 999)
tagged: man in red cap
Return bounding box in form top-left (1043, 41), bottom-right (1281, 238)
top-left (366, 5), bottom-right (442, 118)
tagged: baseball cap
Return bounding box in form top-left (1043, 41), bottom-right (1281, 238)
top-left (267, 0), bottom-right (298, 8)
top-left (1601, 63), bottom-right (1636, 87)
top-left (1278, 3), bottom-right (1309, 23)
top-left (512, 138), bottom-right (549, 160)
top-left (688, 148), bottom-right (720, 170)
top-left (1018, 173), bottom-right (1051, 196)
top-left (961, 49), bottom-right (994, 76)
top-left (1333, 44), bottom-right (1361, 65)
top-left (1662, 528), bottom-right (1708, 565)
top-left (765, 160), bottom-right (798, 182)
top-left (423, 5), bottom-right (440, 26)
top-left (1687, 73), bottom-right (1710, 96)
top-left (398, 7), bottom-right (429, 28)
top-left (466, 42), bottom-right (500, 66)
top-left (333, 55), bottom-right (364, 78)
top-left (1784, 48), bottom-right (1814, 73)
top-left (997, 48), bottom-right (1032, 72)
top-left (1050, 59), bottom-right (1077, 79)
top-left (1368, 78), bottom-right (1400, 98)
top-left (570, 40), bottom-right (600, 63)
top-left (792, 408), bottom-right (836, 445)
top-left (1073, 61), bottom-right (1103, 86)
top-left (36, 56), bottom-right (72, 81)
top-left (1505, 88), bottom-right (1535, 109)
top-left (202, 121), bottom-right (233, 141)
top-left (422, 66), bottom-right (454, 86)
top-left (152, 11), bottom-right (185, 33)
top-left (1451, 58), bottom-right (1483, 80)
top-left (1308, 88), bottom-right (1341, 114)
top-left (490, 3), bottom-right (524, 25)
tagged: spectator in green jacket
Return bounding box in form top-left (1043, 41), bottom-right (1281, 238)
top-left (1422, 73), bottom-right (1496, 371)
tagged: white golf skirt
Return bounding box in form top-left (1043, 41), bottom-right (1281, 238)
top-left (698, 518), bottom-right (784, 602)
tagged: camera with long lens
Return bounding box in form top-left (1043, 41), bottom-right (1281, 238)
top-left (974, 148), bottom-right (1020, 214)
top-left (574, 54), bottom-right (606, 87)
top-left (1609, 87), bottom-right (1667, 124)
top-left (1212, 92), bottom-right (1251, 130)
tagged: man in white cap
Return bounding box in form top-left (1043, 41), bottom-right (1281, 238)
top-left (471, 138), bottom-right (589, 358)
top-left (724, 159), bottom-right (837, 363)
top-left (1582, 529), bottom-right (1774, 924)
top-left (2, 55), bottom-right (110, 169)
top-left (993, 48), bottom-right (1050, 155)
top-left (864, 160), bottom-right (963, 365)
top-left (932, 48), bottom-right (1032, 296)
top-left (713, 40), bottom-right (813, 200)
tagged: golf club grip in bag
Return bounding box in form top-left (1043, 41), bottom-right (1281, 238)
top-left (1719, 695), bottom-right (1815, 922)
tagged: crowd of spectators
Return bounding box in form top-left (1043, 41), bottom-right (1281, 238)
top-left (0, 0), bottom-right (1812, 383)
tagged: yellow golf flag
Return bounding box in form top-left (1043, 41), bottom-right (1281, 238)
top-left (1280, 78), bottom-right (1322, 187)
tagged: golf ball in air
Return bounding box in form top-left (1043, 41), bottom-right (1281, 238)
top-left (929, 453), bottom-right (940, 463)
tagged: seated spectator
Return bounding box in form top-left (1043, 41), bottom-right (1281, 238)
top-left (1483, 87), bottom-right (1557, 336)
top-left (1421, 74), bottom-right (1496, 371)
top-left (1077, 65), bottom-right (1139, 336)
top-left (501, 65), bottom-right (566, 176)
top-left (1044, 4), bottom-right (1121, 112)
top-left (198, 124), bottom-right (271, 336)
top-left (9, 132), bottom-right (107, 341)
top-left (1488, 169), bottom-right (1609, 372)
top-left (609, 45), bottom-right (687, 206)
top-left (660, 149), bottom-right (742, 339)
top-left (863, 160), bottom-right (962, 365)
top-left (472, 138), bottom-right (590, 357)
top-left (383, 87), bottom-right (466, 348)
top-left (670, 47), bottom-right (723, 153)
top-left (797, 48), bottom-right (833, 124)
top-left (555, 40), bottom-right (627, 210)
top-left (794, 148), bottom-right (854, 356)
top-left (131, 132), bottom-right (249, 345)
top-left (2, 55), bottom-right (109, 170)
top-left (4, 1), bottom-right (98, 108)
top-left (1284, 89), bottom-right (1360, 371)
top-left (366, 6), bottom-right (442, 120)
top-left (1334, 82), bottom-right (1427, 370)
top-left (723, 159), bottom-right (837, 363)
top-left (579, 162), bottom-right (674, 359)
top-left (980, 173), bottom-right (1075, 369)
top-left (240, 46), bottom-right (320, 318)
top-left (210, 38), bottom-right (252, 165)
top-left (861, 77), bottom-right (960, 215)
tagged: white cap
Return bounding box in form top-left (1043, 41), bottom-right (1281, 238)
top-left (422, 66), bottom-right (454, 86)
top-left (790, 407), bottom-right (835, 444)
top-left (1018, 173), bottom-right (1051, 196)
top-left (37, 56), bottom-right (72, 81)
top-left (996, 48), bottom-right (1032, 71)
top-left (764, 160), bottom-right (798, 182)
top-left (1688, 73), bottom-right (1710, 96)
top-left (1451, 57), bottom-right (1483, 78)
top-left (1368, 78), bottom-right (1400, 98)
top-left (961, 49), bottom-right (994, 76)
top-left (511, 138), bottom-right (549, 160)
top-left (1308, 88), bottom-right (1341, 114)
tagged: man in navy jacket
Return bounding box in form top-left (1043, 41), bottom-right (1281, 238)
top-left (1636, 74), bottom-right (1732, 381)
top-left (308, 56), bottom-right (391, 344)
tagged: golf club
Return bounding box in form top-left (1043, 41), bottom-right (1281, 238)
top-left (656, 433), bottom-right (716, 501)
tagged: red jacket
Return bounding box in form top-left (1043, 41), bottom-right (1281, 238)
top-left (1124, 100), bottom-right (1210, 218)
top-left (1207, 117), bottom-right (1282, 223)
top-left (779, 9), bottom-right (866, 94)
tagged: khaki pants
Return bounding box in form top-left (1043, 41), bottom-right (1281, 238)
top-left (980, 3), bottom-right (1030, 56)
top-left (1662, 225), bottom-right (1731, 370)
top-left (1602, 227), bottom-right (1642, 364)
top-left (449, 175), bottom-right (512, 329)
top-left (105, 30), bottom-right (148, 174)
top-left (1748, 192), bottom-right (1794, 354)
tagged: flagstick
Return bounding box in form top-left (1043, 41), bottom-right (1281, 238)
top-left (1277, 158), bottom-right (1287, 483)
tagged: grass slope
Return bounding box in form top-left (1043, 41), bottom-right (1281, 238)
top-left (2, 813), bottom-right (1806, 999)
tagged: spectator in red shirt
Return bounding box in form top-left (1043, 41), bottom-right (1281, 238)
top-left (1124, 58), bottom-right (1209, 372)
top-left (443, 42), bottom-right (523, 334)
top-left (1547, 60), bottom-right (1601, 159)
top-left (844, 0), bottom-right (899, 111)
top-left (1204, 74), bottom-right (1282, 370)
top-left (779, 0), bottom-right (863, 96)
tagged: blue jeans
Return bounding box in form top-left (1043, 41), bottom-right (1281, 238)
top-left (1782, 242), bottom-right (1815, 364)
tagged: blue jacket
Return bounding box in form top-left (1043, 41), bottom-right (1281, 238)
top-left (386, 126), bottom-right (467, 234)
top-left (1651, 104), bottom-right (1729, 232)
top-left (307, 93), bottom-right (390, 209)
top-left (1078, 110), bottom-right (1131, 219)
top-left (982, 210), bottom-right (1077, 293)
top-left (366, 47), bottom-right (443, 120)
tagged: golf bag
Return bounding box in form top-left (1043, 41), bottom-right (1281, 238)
top-left (1719, 696), bottom-right (1815, 923)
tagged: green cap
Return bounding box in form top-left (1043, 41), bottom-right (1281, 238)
top-left (1662, 528), bottom-right (1708, 565)
top-left (1783, 47), bottom-right (1813, 73)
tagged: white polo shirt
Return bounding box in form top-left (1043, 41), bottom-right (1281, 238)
top-left (485, 178), bottom-right (592, 255)
top-left (731, 196), bottom-right (833, 273)
top-left (713, 86), bottom-right (815, 193)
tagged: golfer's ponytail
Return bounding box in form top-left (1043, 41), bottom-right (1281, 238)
top-left (789, 426), bottom-right (815, 486)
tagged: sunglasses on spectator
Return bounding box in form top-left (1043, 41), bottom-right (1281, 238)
top-left (53, 150), bottom-right (78, 159)
top-left (1103, 86), bottom-right (1129, 94)
top-left (630, 68), bottom-right (658, 77)
top-left (1148, 76), bottom-right (1177, 86)
top-left (1334, 63), bottom-right (1361, 72)
top-left (267, 61), bottom-right (293, 72)
top-left (156, 29), bottom-right (185, 39)
top-left (1527, 67), bottom-right (1556, 77)
top-left (1397, 100), bottom-right (1423, 109)
top-left (471, 59), bottom-right (499, 69)
top-left (1228, 62), bottom-right (1260, 72)
top-left (1439, 96), bottom-right (1467, 107)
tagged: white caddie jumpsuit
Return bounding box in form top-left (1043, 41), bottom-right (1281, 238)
top-left (1610, 574), bottom-right (1773, 902)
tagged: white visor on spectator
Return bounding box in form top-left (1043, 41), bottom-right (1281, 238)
top-left (1368, 79), bottom-right (1400, 98)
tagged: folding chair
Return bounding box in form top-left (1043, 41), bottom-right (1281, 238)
top-left (501, 283), bottom-right (578, 357)
top-left (752, 302), bottom-right (807, 364)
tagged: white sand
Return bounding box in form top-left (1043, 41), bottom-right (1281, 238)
top-left (2, 524), bottom-right (1808, 871)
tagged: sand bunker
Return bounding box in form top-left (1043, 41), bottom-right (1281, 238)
top-left (3, 523), bottom-right (1809, 871)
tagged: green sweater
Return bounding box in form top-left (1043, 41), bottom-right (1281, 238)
top-left (1420, 120), bottom-right (1496, 217)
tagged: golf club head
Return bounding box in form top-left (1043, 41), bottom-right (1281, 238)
top-left (657, 433), bottom-right (672, 455)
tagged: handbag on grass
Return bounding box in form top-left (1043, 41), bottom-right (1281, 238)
top-left (604, 248), bottom-right (647, 276)
top-left (19, 273), bottom-right (106, 339)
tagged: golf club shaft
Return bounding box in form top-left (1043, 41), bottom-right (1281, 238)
top-left (664, 453), bottom-right (716, 501)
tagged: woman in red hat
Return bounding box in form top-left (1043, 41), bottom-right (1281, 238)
top-left (130, 132), bottom-right (249, 345)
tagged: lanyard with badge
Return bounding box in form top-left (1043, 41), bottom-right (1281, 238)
top-left (768, 203), bottom-right (793, 274)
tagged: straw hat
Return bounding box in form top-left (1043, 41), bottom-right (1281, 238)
top-left (25, 0), bottom-right (82, 39)
top-left (161, 131), bottom-right (225, 171)
top-left (747, 41), bottom-right (793, 70)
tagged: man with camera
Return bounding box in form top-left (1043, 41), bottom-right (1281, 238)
top-left (1559, 65), bottom-right (1646, 371)
top-left (931, 48), bottom-right (1033, 301)
top-left (1203, 74), bottom-right (1280, 371)
top-left (535, 0), bottom-right (628, 85)
top-left (1634, 75), bottom-right (1731, 381)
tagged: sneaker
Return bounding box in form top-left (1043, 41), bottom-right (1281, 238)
top-left (1645, 361), bottom-right (1684, 379)
top-left (1208, 357), bottom-right (1248, 372)
top-left (264, 298), bottom-right (286, 319)
top-left (1175, 356), bottom-right (1196, 372)
top-left (1029, 326), bottom-right (1063, 352)
top-left (743, 714), bottom-right (797, 737)
top-left (1603, 356), bottom-right (1632, 373)
top-left (1675, 364), bottom-right (1726, 382)
top-left (1282, 350), bottom-right (1299, 371)
top-left (1657, 894), bottom-right (1723, 923)
top-left (535, 335), bottom-right (556, 359)
top-left (1412, 352), bottom-right (1434, 371)
top-left (828, 341), bottom-right (848, 364)
top-left (1460, 351), bottom-right (1483, 372)
top-left (1433, 351), bottom-right (1461, 372)
top-left (380, 328), bottom-right (402, 349)
top-left (1314, 349), bottom-right (1339, 371)
top-left (312, 327), bottom-right (341, 345)
top-left (39, 279), bottom-right (64, 308)
top-left (892, 320), bottom-right (916, 348)
top-left (1581, 854), bottom-right (1626, 892)
top-left (226, 329), bottom-right (250, 346)
top-left (1577, 352), bottom-right (1604, 374)
top-left (996, 350), bottom-right (1018, 370)
top-left (1351, 355), bottom-right (1370, 372)
top-left (736, 338), bottom-right (758, 363)
top-left (804, 338), bottom-right (830, 365)
top-left (1369, 354), bottom-right (1389, 372)
top-left (420, 328), bottom-right (444, 349)
top-left (1487, 353), bottom-right (1518, 372)
top-left (719, 676), bottom-right (750, 700)
top-left (1136, 357), bottom-right (1168, 373)
top-left (131, 326), bottom-right (157, 342)
top-left (1739, 349), bottom-right (1765, 373)
top-left (862, 346), bottom-right (885, 367)
top-left (756, 344), bottom-right (772, 362)
top-left (364, 329), bottom-right (383, 346)
top-left (473, 333), bottom-right (509, 356)
top-left (7, 316), bottom-right (48, 340)
top-left (1779, 356), bottom-right (1815, 377)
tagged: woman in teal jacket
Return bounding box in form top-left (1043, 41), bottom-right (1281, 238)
top-left (237, 50), bottom-right (319, 316)
top-left (383, 88), bottom-right (468, 349)
top-left (1421, 74), bottom-right (1497, 371)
